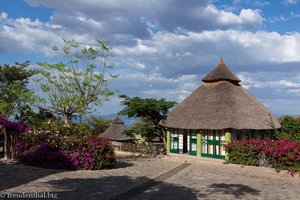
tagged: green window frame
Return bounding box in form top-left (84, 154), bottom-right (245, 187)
top-left (201, 130), bottom-right (225, 159)
top-left (189, 130), bottom-right (197, 156)
top-left (170, 129), bottom-right (179, 153)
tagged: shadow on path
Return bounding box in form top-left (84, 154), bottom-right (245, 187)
top-left (114, 160), bottom-right (134, 169)
top-left (0, 159), bottom-right (133, 191)
top-left (0, 160), bottom-right (63, 191)
top-left (47, 175), bottom-right (198, 200)
top-left (198, 183), bottom-right (260, 198)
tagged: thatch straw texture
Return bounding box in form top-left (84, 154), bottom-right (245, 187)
top-left (202, 58), bottom-right (241, 83)
top-left (160, 60), bottom-right (281, 130)
top-left (101, 116), bottom-right (133, 141)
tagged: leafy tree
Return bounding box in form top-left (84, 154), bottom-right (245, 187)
top-left (118, 94), bottom-right (177, 149)
top-left (124, 121), bottom-right (158, 141)
top-left (275, 116), bottom-right (300, 141)
top-left (27, 108), bottom-right (57, 125)
top-left (37, 39), bottom-right (117, 123)
top-left (0, 61), bottom-right (39, 120)
top-left (86, 116), bottom-right (112, 134)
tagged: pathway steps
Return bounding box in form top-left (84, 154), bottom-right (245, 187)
top-left (111, 163), bottom-right (191, 200)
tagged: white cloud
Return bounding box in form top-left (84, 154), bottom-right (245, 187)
top-left (282, 0), bottom-right (298, 5)
top-left (109, 72), bottom-right (199, 103)
top-left (252, 1), bottom-right (271, 7)
top-left (26, 0), bottom-right (263, 36)
top-left (239, 9), bottom-right (262, 24)
top-left (201, 5), bottom-right (262, 27)
top-left (238, 72), bottom-right (300, 90)
top-left (110, 30), bottom-right (300, 79)
top-left (1, 0), bottom-right (299, 115)
top-left (0, 12), bottom-right (64, 55)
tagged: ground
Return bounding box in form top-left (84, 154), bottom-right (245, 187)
top-left (0, 157), bottom-right (299, 200)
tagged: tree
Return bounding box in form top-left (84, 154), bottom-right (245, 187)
top-left (37, 39), bottom-right (117, 123)
top-left (276, 116), bottom-right (300, 141)
top-left (124, 121), bottom-right (158, 141)
top-left (0, 61), bottom-right (39, 120)
top-left (27, 108), bottom-right (57, 125)
top-left (86, 116), bottom-right (112, 134)
top-left (118, 94), bottom-right (177, 149)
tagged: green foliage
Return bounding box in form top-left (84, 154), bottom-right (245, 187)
top-left (276, 116), bottom-right (300, 141)
top-left (0, 61), bottom-right (40, 120)
top-left (32, 119), bottom-right (96, 139)
top-left (124, 121), bottom-right (158, 141)
top-left (119, 95), bottom-right (176, 148)
top-left (86, 116), bottom-right (111, 134)
top-left (119, 94), bottom-right (177, 126)
top-left (37, 39), bottom-right (117, 123)
top-left (26, 108), bottom-right (57, 125)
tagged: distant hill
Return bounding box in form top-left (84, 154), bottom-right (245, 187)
top-left (72, 113), bottom-right (138, 127)
top-left (100, 113), bottom-right (138, 127)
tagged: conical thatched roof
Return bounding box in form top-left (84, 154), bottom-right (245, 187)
top-left (160, 59), bottom-right (281, 130)
top-left (202, 58), bottom-right (241, 83)
top-left (101, 116), bottom-right (133, 141)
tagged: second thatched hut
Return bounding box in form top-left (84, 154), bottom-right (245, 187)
top-left (101, 116), bottom-right (133, 150)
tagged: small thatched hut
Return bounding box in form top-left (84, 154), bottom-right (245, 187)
top-left (101, 116), bottom-right (133, 150)
top-left (160, 58), bottom-right (280, 159)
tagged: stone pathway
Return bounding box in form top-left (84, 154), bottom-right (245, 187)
top-left (111, 163), bottom-right (191, 200)
top-left (0, 157), bottom-right (299, 200)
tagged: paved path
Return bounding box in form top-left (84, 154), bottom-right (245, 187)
top-left (111, 163), bottom-right (191, 200)
top-left (0, 157), bottom-right (299, 200)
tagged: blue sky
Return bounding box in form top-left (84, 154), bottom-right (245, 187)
top-left (0, 0), bottom-right (300, 116)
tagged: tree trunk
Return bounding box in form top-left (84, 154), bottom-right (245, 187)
top-left (2, 128), bottom-right (18, 160)
top-left (63, 113), bottom-right (69, 124)
top-left (160, 127), bottom-right (167, 151)
top-left (3, 128), bottom-right (8, 159)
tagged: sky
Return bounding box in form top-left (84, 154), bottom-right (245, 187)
top-left (0, 0), bottom-right (300, 116)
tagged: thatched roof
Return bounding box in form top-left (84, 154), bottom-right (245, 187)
top-left (160, 59), bottom-right (281, 130)
top-left (101, 116), bottom-right (133, 141)
top-left (202, 58), bottom-right (241, 83)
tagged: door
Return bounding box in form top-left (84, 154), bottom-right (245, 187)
top-left (201, 130), bottom-right (225, 159)
top-left (170, 132), bottom-right (179, 153)
top-left (183, 131), bottom-right (188, 153)
top-left (189, 130), bottom-right (197, 156)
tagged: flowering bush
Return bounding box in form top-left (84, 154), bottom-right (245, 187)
top-left (263, 140), bottom-right (300, 173)
top-left (225, 139), bottom-right (300, 174)
top-left (70, 136), bottom-right (115, 170)
top-left (14, 119), bottom-right (115, 170)
top-left (224, 140), bottom-right (263, 166)
top-left (16, 142), bottom-right (75, 169)
top-left (0, 115), bottom-right (26, 135)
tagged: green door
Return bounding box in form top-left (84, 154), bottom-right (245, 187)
top-left (170, 133), bottom-right (179, 153)
top-left (201, 130), bottom-right (225, 159)
top-left (189, 131), bottom-right (197, 156)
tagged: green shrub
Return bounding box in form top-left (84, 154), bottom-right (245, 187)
top-left (85, 116), bottom-right (111, 134)
top-left (276, 116), bottom-right (300, 141)
top-left (32, 119), bottom-right (96, 137)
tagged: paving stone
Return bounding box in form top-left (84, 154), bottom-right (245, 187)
top-left (0, 157), bottom-right (299, 200)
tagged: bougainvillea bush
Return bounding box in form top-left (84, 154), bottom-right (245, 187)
top-left (0, 115), bottom-right (26, 134)
top-left (224, 140), bottom-right (263, 166)
top-left (10, 119), bottom-right (115, 170)
top-left (225, 139), bottom-right (300, 175)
